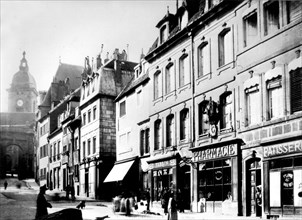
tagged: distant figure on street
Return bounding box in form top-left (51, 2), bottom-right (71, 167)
top-left (35, 185), bottom-right (52, 220)
top-left (4, 180), bottom-right (8, 190)
top-left (162, 188), bottom-right (170, 215)
top-left (66, 185), bottom-right (70, 200)
top-left (71, 185), bottom-right (75, 201)
top-left (146, 188), bottom-right (151, 211)
top-left (167, 191), bottom-right (177, 220)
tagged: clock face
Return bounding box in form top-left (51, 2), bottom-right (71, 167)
top-left (17, 99), bottom-right (24, 107)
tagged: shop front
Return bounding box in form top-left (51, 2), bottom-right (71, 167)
top-left (191, 142), bottom-right (241, 215)
top-left (263, 139), bottom-right (302, 217)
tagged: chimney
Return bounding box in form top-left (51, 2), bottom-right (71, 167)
top-left (96, 54), bottom-right (102, 69)
top-left (104, 52), bottom-right (109, 64)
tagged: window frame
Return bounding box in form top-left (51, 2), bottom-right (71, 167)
top-left (120, 100), bottom-right (126, 117)
top-left (180, 108), bottom-right (189, 141)
top-left (166, 114), bottom-right (175, 147)
top-left (198, 42), bottom-right (210, 78)
top-left (154, 120), bottom-right (162, 150)
top-left (179, 53), bottom-right (190, 87)
top-left (218, 28), bottom-right (232, 67)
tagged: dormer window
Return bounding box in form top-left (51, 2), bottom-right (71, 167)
top-left (160, 25), bottom-right (167, 44)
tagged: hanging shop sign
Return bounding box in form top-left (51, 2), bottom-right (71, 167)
top-left (263, 140), bottom-right (302, 158)
top-left (149, 159), bottom-right (176, 170)
top-left (192, 144), bottom-right (237, 162)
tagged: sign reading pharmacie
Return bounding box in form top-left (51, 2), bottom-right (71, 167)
top-left (192, 144), bottom-right (237, 162)
top-left (263, 140), bottom-right (302, 158)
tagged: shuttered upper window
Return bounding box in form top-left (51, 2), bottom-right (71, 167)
top-left (290, 68), bottom-right (302, 114)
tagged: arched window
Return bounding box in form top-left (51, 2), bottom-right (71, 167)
top-left (154, 70), bottom-right (162, 99)
top-left (220, 92), bottom-right (233, 130)
top-left (165, 63), bottom-right (175, 94)
top-left (179, 54), bottom-right (190, 87)
top-left (198, 42), bottom-right (210, 77)
top-left (180, 108), bottom-right (189, 140)
top-left (198, 101), bottom-right (210, 135)
top-left (218, 28), bottom-right (232, 67)
top-left (166, 114), bottom-right (174, 147)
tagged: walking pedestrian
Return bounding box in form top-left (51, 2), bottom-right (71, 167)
top-left (167, 191), bottom-right (178, 220)
top-left (35, 185), bottom-right (52, 220)
top-left (162, 188), bottom-right (169, 215)
top-left (4, 180), bottom-right (8, 190)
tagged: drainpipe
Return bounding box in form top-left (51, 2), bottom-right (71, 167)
top-left (189, 30), bottom-right (196, 211)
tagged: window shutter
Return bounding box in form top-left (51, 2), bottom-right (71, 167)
top-left (290, 68), bottom-right (302, 113)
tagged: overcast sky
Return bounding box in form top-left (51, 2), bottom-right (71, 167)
top-left (0, 0), bottom-right (176, 112)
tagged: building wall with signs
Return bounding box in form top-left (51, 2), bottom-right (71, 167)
top-left (235, 0), bottom-right (302, 218)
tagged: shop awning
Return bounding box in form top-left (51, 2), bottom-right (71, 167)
top-left (104, 160), bottom-right (135, 183)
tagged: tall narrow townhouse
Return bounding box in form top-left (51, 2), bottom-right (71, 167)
top-left (60, 88), bottom-right (81, 194)
top-left (104, 56), bottom-right (151, 197)
top-left (144, 0), bottom-right (205, 212)
top-left (79, 50), bottom-right (137, 199)
top-left (235, 0), bottom-right (302, 218)
top-left (189, 0), bottom-right (243, 216)
top-left (36, 63), bottom-right (83, 188)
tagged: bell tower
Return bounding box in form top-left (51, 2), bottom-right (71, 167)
top-left (7, 52), bottom-right (38, 113)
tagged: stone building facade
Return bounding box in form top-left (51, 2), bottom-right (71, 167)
top-left (143, 0), bottom-right (302, 218)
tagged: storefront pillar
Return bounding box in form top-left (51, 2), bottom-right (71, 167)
top-left (191, 163), bottom-right (199, 212)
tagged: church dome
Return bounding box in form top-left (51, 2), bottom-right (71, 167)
top-left (11, 52), bottom-right (37, 90)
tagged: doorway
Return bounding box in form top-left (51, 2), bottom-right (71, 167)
top-left (179, 165), bottom-right (191, 210)
top-left (85, 169), bottom-right (89, 197)
top-left (246, 158), bottom-right (262, 217)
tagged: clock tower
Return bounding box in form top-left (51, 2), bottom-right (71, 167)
top-left (7, 52), bottom-right (38, 113)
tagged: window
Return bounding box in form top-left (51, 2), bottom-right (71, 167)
top-left (198, 159), bottom-right (232, 201)
top-left (145, 128), bottom-right (150, 154)
top-left (154, 71), bottom-right (162, 99)
top-left (120, 101), bottom-right (126, 117)
top-left (154, 120), bottom-right (162, 150)
top-left (57, 141), bottom-right (61, 159)
top-left (179, 54), bottom-right (190, 87)
top-left (93, 137), bottom-right (96, 154)
top-left (286, 1), bottom-right (302, 24)
top-left (140, 130), bottom-right (146, 156)
top-left (88, 110), bottom-right (91, 123)
top-left (243, 11), bottom-right (258, 47)
top-left (267, 77), bottom-right (283, 119)
top-left (199, 101), bottom-right (210, 135)
top-left (198, 43), bottom-right (210, 77)
top-left (219, 29), bottom-right (232, 66)
top-left (82, 141), bottom-right (86, 159)
top-left (180, 109), bottom-right (189, 141)
top-left (63, 145), bottom-right (67, 152)
top-left (83, 113), bottom-right (86, 125)
top-left (264, 1), bottom-right (280, 36)
top-left (137, 90), bottom-right (142, 106)
top-left (269, 157), bottom-right (302, 208)
top-left (53, 143), bottom-right (56, 161)
top-left (290, 68), bottom-right (302, 113)
top-left (93, 106), bottom-right (96, 120)
top-left (246, 86), bottom-right (261, 126)
top-left (165, 63), bottom-right (175, 94)
top-left (160, 25), bottom-right (167, 44)
top-left (75, 137), bottom-right (78, 150)
top-left (140, 128), bottom-right (150, 155)
top-left (166, 115), bottom-right (174, 147)
top-left (50, 145), bottom-right (52, 158)
top-left (87, 139), bottom-right (91, 156)
top-left (220, 92), bottom-right (233, 130)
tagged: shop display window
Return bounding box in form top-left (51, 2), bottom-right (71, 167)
top-left (198, 158), bottom-right (232, 201)
top-left (269, 156), bottom-right (302, 207)
top-left (153, 168), bottom-right (173, 201)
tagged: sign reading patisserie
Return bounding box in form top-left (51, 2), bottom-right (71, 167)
top-left (263, 140), bottom-right (302, 158)
top-left (192, 144), bottom-right (237, 162)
